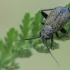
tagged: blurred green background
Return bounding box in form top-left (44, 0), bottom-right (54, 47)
top-left (0, 0), bottom-right (70, 70)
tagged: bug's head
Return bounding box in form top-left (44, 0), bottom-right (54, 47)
top-left (40, 25), bottom-right (53, 40)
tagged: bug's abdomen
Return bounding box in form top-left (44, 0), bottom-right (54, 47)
top-left (46, 6), bottom-right (70, 32)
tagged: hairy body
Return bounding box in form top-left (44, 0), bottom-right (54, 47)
top-left (45, 6), bottom-right (70, 32)
top-left (41, 6), bottom-right (70, 39)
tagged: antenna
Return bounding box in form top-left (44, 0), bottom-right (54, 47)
top-left (44, 40), bottom-right (60, 67)
top-left (7, 35), bottom-right (60, 67)
top-left (7, 36), bottom-right (40, 43)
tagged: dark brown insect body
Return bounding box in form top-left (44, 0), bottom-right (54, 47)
top-left (40, 6), bottom-right (70, 66)
top-left (40, 6), bottom-right (70, 40)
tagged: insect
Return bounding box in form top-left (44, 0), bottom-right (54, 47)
top-left (39, 5), bottom-right (70, 66)
top-left (40, 6), bottom-right (70, 47)
top-left (7, 4), bottom-right (70, 67)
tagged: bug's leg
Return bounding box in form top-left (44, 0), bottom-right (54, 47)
top-left (55, 32), bottom-right (60, 38)
top-left (50, 34), bottom-right (54, 49)
top-left (41, 8), bottom-right (53, 11)
top-left (41, 8), bottom-right (53, 18)
top-left (41, 11), bottom-right (48, 19)
top-left (40, 16), bottom-right (45, 25)
top-left (55, 27), bottom-right (70, 38)
top-left (40, 8), bottom-right (53, 25)
top-left (60, 27), bottom-right (70, 34)
top-left (55, 32), bottom-right (64, 38)
top-left (60, 27), bottom-right (70, 38)
top-left (40, 11), bottom-right (48, 25)
top-left (60, 28), bottom-right (67, 34)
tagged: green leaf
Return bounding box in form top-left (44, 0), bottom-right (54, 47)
top-left (0, 40), bottom-right (5, 52)
top-left (31, 11), bottom-right (42, 37)
top-left (12, 44), bottom-right (32, 58)
top-left (5, 28), bottom-right (18, 41)
top-left (67, 2), bottom-right (70, 10)
top-left (20, 12), bottom-right (33, 38)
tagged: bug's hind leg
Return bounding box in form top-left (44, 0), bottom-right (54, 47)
top-left (40, 16), bottom-right (45, 25)
top-left (55, 32), bottom-right (60, 38)
top-left (60, 27), bottom-right (70, 34)
top-left (60, 28), bottom-right (68, 34)
top-left (55, 27), bottom-right (70, 38)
